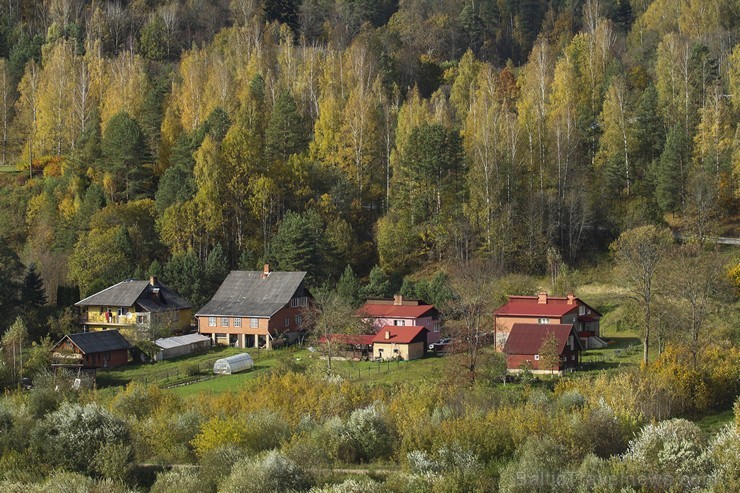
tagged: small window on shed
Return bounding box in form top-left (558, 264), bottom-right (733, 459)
top-left (534, 354), bottom-right (540, 360)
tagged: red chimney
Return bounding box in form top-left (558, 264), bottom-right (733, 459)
top-left (537, 292), bottom-right (547, 304)
top-left (566, 293), bottom-right (575, 305)
top-left (261, 264), bottom-right (270, 279)
top-left (393, 294), bottom-right (403, 306)
top-left (150, 276), bottom-right (157, 286)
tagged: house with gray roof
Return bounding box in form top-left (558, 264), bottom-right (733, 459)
top-left (52, 330), bottom-right (131, 368)
top-left (75, 277), bottom-right (192, 337)
top-left (196, 265), bottom-right (310, 349)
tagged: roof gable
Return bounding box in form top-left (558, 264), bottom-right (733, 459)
top-left (494, 294), bottom-right (601, 318)
top-left (75, 280), bottom-right (192, 311)
top-left (196, 270), bottom-right (307, 317)
top-left (503, 323), bottom-right (581, 355)
top-left (357, 303), bottom-right (437, 319)
top-left (58, 330), bottom-right (132, 354)
top-left (371, 325), bottom-right (428, 344)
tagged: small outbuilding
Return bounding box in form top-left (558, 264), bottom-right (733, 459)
top-left (52, 330), bottom-right (131, 369)
top-left (213, 352), bottom-right (254, 374)
top-left (154, 333), bottom-right (212, 361)
top-left (371, 325), bottom-right (428, 361)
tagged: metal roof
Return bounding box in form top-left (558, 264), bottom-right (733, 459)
top-left (62, 330), bottom-right (132, 354)
top-left (494, 295), bottom-right (602, 318)
top-left (196, 270), bottom-right (307, 318)
top-left (75, 279), bottom-right (192, 312)
top-left (155, 333), bottom-right (211, 350)
top-left (503, 323), bottom-right (582, 355)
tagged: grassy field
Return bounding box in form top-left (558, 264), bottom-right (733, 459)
top-left (0, 164), bottom-right (16, 172)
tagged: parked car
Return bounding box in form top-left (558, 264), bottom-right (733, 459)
top-left (429, 338), bottom-right (452, 351)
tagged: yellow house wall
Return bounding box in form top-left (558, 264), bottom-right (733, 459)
top-left (373, 341), bottom-right (424, 361)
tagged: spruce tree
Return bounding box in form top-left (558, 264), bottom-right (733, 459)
top-left (21, 263), bottom-right (47, 308)
top-left (336, 265), bottom-right (362, 307)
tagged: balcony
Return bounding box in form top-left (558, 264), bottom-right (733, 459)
top-left (81, 312), bottom-right (150, 327)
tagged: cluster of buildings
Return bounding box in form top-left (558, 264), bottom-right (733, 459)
top-left (52, 265), bottom-right (603, 376)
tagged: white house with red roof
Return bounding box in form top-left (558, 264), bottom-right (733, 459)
top-left (371, 325), bottom-right (428, 361)
top-left (357, 295), bottom-right (441, 344)
top-left (493, 292), bottom-right (605, 349)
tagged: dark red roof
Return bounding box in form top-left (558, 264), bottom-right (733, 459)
top-left (357, 303), bottom-right (437, 319)
top-left (371, 325), bottom-right (427, 344)
top-left (504, 323), bottom-right (581, 355)
top-left (494, 295), bottom-right (602, 318)
top-left (318, 334), bottom-right (374, 345)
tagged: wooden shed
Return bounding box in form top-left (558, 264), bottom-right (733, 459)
top-left (52, 330), bottom-right (131, 369)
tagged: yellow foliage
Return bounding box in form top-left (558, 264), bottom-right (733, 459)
top-left (191, 415), bottom-right (248, 458)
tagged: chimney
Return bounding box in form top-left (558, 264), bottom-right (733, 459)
top-left (261, 264), bottom-right (270, 279)
top-left (393, 294), bottom-right (403, 306)
top-left (537, 292), bottom-right (547, 304)
top-left (566, 292), bottom-right (575, 305)
top-left (149, 276), bottom-right (157, 286)
top-left (385, 330), bottom-right (391, 340)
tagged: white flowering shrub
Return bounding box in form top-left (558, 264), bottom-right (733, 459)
top-left (308, 478), bottom-right (385, 493)
top-left (220, 450), bottom-right (311, 493)
top-left (626, 418), bottom-right (708, 477)
top-left (344, 403), bottom-right (393, 462)
top-left (31, 402), bottom-right (131, 476)
top-left (705, 424), bottom-right (740, 492)
top-left (150, 468), bottom-right (210, 493)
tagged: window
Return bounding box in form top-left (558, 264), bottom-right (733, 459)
top-left (534, 354), bottom-right (540, 360)
top-left (221, 317), bottom-right (229, 327)
top-left (394, 320), bottom-right (406, 326)
top-left (579, 305), bottom-right (586, 315)
top-left (290, 296), bottom-right (308, 308)
top-left (118, 307), bottom-right (127, 316)
top-left (250, 318), bottom-right (258, 329)
top-left (433, 322), bottom-right (441, 333)
top-left (538, 318), bottom-right (550, 324)
top-left (208, 317), bottom-right (216, 327)
top-left (234, 318), bottom-right (242, 328)
top-left (295, 315), bottom-right (302, 325)
top-left (571, 355), bottom-right (576, 361)
top-left (285, 317), bottom-right (290, 327)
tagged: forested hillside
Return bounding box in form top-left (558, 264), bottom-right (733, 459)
top-left (0, 0), bottom-right (737, 324)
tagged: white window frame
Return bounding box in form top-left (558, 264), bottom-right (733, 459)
top-left (221, 317), bottom-right (229, 327)
top-left (538, 318), bottom-right (550, 324)
top-left (394, 320), bottom-right (406, 326)
top-left (208, 317), bottom-right (216, 327)
top-left (295, 315), bottom-right (302, 325)
top-left (290, 296), bottom-right (307, 308)
top-left (534, 354), bottom-right (540, 360)
top-left (250, 318), bottom-right (258, 329)
top-left (285, 317), bottom-right (290, 327)
top-left (234, 318), bottom-right (242, 328)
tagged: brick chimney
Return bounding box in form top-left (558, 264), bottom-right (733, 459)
top-left (149, 276), bottom-right (158, 286)
top-left (393, 294), bottom-right (403, 306)
top-left (566, 292), bottom-right (575, 305)
top-left (261, 264), bottom-right (270, 279)
top-left (537, 291), bottom-right (548, 304)
top-left (385, 330), bottom-right (391, 340)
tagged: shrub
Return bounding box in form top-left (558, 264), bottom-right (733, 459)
top-left (219, 450), bottom-right (311, 493)
top-left (198, 445), bottom-right (245, 491)
top-left (150, 468), bottom-right (211, 493)
top-left (626, 418), bottom-right (708, 477)
top-left (31, 402), bottom-right (131, 476)
top-left (308, 478), bottom-right (385, 493)
top-left (705, 424), bottom-right (740, 492)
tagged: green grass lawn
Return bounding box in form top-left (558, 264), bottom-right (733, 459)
top-left (693, 408), bottom-right (735, 434)
top-left (0, 164), bottom-right (17, 172)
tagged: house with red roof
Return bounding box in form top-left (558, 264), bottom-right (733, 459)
top-left (357, 295), bottom-right (442, 344)
top-left (371, 325), bottom-right (428, 361)
top-left (493, 292), bottom-right (604, 349)
top-left (504, 323), bottom-right (583, 374)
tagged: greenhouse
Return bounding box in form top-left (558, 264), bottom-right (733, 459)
top-left (213, 353), bottom-right (254, 374)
